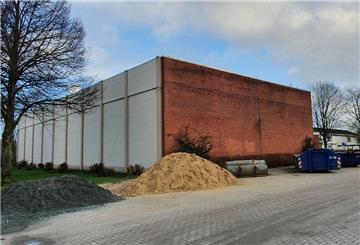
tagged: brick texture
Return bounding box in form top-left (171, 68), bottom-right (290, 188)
top-left (162, 57), bottom-right (313, 166)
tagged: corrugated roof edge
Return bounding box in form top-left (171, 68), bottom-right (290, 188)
top-left (159, 55), bottom-right (310, 94)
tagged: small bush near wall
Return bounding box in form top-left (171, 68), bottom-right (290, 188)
top-left (302, 136), bottom-right (315, 151)
top-left (89, 163), bottom-right (116, 176)
top-left (103, 167), bottom-right (116, 177)
top-left (174, 126), bottom-right (213, 159)
top-left (17, 160), bottom-right (28, 169)
top-left (26, 163), bottom-right (36, 170)
top-left (37, 163), bottom-right (44, 169)
top-left (127, 164), bottom-right (145, 176)
top-left (89, 163), bottom-right (104, 175)
top-left (45, 162), bottom-right (54, 171)
top-left (58, 162), bottom-right (68, 172)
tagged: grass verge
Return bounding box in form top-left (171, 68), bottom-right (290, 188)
top-left (1, 168), bottom-right (135, 191)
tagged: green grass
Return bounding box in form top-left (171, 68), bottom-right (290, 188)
top-left (1, 168), bottom-right (135, 191)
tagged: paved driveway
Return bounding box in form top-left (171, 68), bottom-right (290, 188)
top-left (3, 167), bottom-right (360, 245)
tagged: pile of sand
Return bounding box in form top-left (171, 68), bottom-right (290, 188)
top-left (107, 152), bottom-right (239, 196)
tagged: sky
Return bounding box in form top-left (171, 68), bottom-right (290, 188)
top-left (70, 1), bottom-right (359, 91)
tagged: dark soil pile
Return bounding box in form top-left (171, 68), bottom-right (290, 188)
top-left (1, 175), bottom-right (122, 234)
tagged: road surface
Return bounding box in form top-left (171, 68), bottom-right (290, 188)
top-left (3, 167), bottom-right (360, 245)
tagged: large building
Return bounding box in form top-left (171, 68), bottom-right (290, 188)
top-left (16, 57), bottom-right (313, 170)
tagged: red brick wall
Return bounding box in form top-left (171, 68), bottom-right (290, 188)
top-left (162, 57), bottom-right (313, 165)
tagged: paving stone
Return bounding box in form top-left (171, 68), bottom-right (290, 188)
top-left (3, 167), bottom-right (360, 245)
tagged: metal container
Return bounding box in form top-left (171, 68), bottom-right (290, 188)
top-left (226, 160), bottom-right (268, 177)
top-left (226, 163), bottom-right (241, 177)
top-left (296, 149), bottom-right (341, 172)
top-left (254, 160), bottom-right (268, 176)
top-left (239, 162), bottom-right (256, 177)
top-left (337, 152), bottom-right (360, 167)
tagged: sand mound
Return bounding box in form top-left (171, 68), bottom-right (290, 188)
top-left (1, 175), bottom-right (122, 234)
top-left (108, 153), bottom-right (239, 196)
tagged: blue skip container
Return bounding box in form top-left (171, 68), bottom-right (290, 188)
top-left (296, 149), bottom-right (341, 172)
top-left (337, 152), bottom-right (360, 167)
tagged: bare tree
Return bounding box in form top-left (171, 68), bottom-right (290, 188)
top-left (1, 0), bottom-right (99, 183)
top-left (346, 87), bottom-right (360, 142)
top-left (311, 82), bottom-right (347, 149)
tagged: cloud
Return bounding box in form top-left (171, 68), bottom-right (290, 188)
top-left (100, 24), bottom-right (121, 44)
top-left (80, 2), bottom-right (359, 86)
top-left (288, 67), bottom-right (298, 75)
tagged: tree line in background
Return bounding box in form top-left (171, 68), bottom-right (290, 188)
top-left (312, 83), bottom-right (360, 148)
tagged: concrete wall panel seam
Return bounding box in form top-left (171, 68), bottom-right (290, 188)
top-left (51, 107), bottom-right (55, 163)
top-left (156, 57), bottom-right (162, 159)
top-left (100, 81), bottom-right (104, 163)
top-left (31, 116), bottom-right (35, 163)
top-left (161, 57), bottom-right (165, 157)
top-left (23, 116), bottom-right (26, 160)
top-left (80, 93), bottom-right (85, 170)
top-left (40, 112), bottom-right (44, 164)
top-left (65, 107), bottom-right (68, 163)
top-left (124, 70), bottom-right (129, 169)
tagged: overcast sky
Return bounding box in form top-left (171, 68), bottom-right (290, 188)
top-left (71, 1), bottom-right (359, 91)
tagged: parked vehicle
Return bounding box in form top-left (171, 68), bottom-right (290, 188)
top-left (295, 149), bottom-right (341, 172)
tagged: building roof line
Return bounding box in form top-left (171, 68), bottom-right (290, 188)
top-left (313, 127), bottom-right (356, 136)
top-left (159, 55), bottom-right (310, 94)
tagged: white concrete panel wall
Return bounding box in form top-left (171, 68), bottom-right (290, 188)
top-left (83, 106), bottom-right (101, 167)
top-left (54, 106), bottom-right (66, 118)
top-left (129, 90), bottom-right (158, 168)
top-left (42, 121), bottom-right (53, 163)
top-left (67, 113), bottom-right (81, 167)
top-left (103, 100), bottom-right (125, 169)
top-left (33, 124), bottom-right (42, 163)
top-left (19, 117), bottom-right (26, 129)
top-left (128, 60), bottom-right (157, 96)
top-left (103, 73), bottom-right (125, 103)
top-left (17, 128), bottom-right (25, 161)
top-left (33, 115), bottom-right (42, 125)
top-left (16, 57), bottom-right (162, 171)
top-left (53, 116), bottom-right (66, 164)
top-left (25, 126), bottom-right (33, 162)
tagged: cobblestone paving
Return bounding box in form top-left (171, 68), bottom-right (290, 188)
top-left (3, 167), bottom-right (360, 245)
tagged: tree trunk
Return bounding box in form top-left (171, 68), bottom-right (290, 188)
top-left (1, 122), bottom-right (15, 184)
top-left (323, 135), bottom-right (328, 149)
